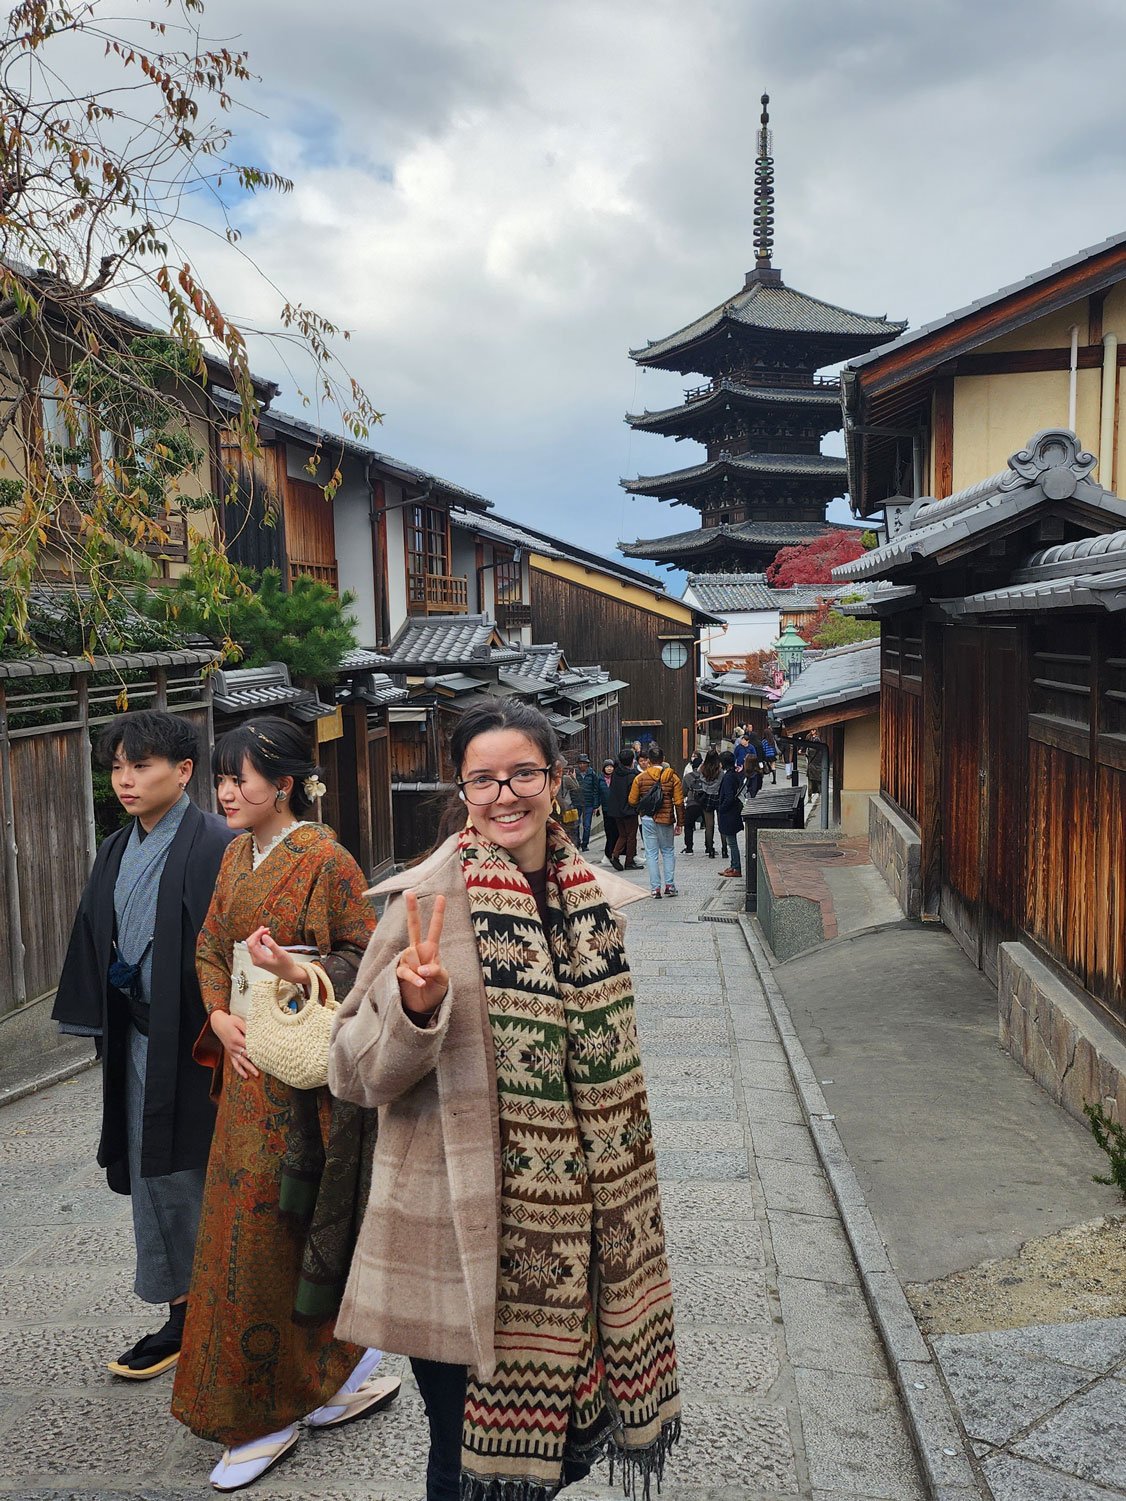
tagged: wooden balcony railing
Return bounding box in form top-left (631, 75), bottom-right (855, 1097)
top-left (290, 560), bottom-right (339, 591)
top-left (52, 502), bottom-right (189, 562)
top-left (408, 572), bottom-right (469, 616)
top-left (496, 600), bottom-right (531, 629)
top-left (683, 372), bottom-right (841, 401)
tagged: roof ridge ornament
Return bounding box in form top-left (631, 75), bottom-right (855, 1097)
top-left (999, 429), bottom-right (1096, 498)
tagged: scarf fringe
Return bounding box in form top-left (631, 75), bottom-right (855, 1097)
top-left (459, 1417), bottom-right (683, 1501)
top-left (607, 1416), bottom-right (682, 1501)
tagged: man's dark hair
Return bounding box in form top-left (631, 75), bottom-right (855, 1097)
top-left (720, 749), bottom-right (736, 769)
top-left (646, 742), bottom-right (663, 764)
top-left (617, 748), bottom-right (635, 768)
top-left (96, 709), bottom-right (198, 769)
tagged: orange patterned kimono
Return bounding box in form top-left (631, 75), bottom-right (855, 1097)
top-left (171, 823), bottom-right (376, 1445)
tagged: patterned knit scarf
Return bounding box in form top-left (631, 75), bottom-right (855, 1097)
top-left (457, 821), bottom-right (680, 1501)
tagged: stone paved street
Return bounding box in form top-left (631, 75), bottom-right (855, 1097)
top-left (0, 849), bottom-right (926, 1499)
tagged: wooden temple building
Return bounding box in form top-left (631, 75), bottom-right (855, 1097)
top-left (620, 96), bottom-right (904, 575)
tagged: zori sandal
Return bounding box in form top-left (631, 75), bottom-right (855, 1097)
top-left (305, 1372), bottom-right (402, 1429)
top-left (209, 1425), bottom-right (299, 1492)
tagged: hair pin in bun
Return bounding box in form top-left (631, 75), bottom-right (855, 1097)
top-left (303, 774), bottom-right (327, 801)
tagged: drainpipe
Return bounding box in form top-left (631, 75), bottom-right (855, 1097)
top-left (1067, 324), bottom-right (1078, 433)
top-left (1099, 332), bottom-right (1118, 487)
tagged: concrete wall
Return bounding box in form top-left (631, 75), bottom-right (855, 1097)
top-left (999, 941), bottom-right (1126, 1130)
top-left (841, 713), bottom-right (880, 835)
top-left (868, 793), bottom-right (921, 920)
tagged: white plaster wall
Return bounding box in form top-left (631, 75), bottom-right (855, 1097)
top-left (450, 529), bottom-right (478, 610)
top-left (385, 480), bottom-right (408, 637)
top-left (334, 486), bottom-right (377, 648)
top-left (693, 607), bottom-right (780, 660)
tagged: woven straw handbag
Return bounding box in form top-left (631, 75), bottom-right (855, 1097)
top-left (244, 960), bottom-right (337, 1090)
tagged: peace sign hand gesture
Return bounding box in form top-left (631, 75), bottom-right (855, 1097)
top-left (396, 891), bottom-right (449, 1018)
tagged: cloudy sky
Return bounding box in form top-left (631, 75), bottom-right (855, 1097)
top-left (170, 0), bottom-right (1126, 584)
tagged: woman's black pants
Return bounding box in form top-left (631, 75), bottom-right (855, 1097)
top-left (411, 1358), bottom-right (591, 1501)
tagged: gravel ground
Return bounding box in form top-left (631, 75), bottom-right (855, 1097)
top-left (908, 1213), bottom-right (1126, 1337)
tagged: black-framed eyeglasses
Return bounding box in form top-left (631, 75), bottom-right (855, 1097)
top-left (458, 766), bottom-right (552, 805)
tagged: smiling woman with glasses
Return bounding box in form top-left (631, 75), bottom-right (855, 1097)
top-left (457, 765), bottom-right (551, 804)
top-left (330, 696), bottom-right (682, 1501)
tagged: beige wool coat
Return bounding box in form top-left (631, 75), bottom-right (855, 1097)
top-left (329, 832), bottom-right (645, 1377)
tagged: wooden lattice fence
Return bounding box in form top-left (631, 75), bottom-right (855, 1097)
top-left (0, 649), bottom-right (217, 1019)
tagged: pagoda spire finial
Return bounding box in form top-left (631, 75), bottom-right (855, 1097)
top-left (753, 92), bottom-right (775, 270)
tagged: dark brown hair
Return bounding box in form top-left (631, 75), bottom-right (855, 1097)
top-left (212, 716), bottom-right (321, 815)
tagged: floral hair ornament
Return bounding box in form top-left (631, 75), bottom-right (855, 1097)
top-left (303, 773), bottom-right (327, 801)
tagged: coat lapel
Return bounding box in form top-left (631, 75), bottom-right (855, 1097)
top-left (140, 803), bottom-right (200, 1154)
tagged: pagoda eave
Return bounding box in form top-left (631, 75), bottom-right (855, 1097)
top-left (621, 454), bottom-right (848, 504)
top-left (620, 518), bottom-right (838, 572)
top-left (625, 381), bottom-right (843, 439)
top-left (631, 323), bottom-right (904, 378)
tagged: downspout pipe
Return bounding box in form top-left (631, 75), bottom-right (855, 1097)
top-left (1099, 332), bottom-right (1118, 487)
top-left (1068, 324), bottom-right (1078, 433)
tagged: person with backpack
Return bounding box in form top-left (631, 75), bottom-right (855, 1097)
top-left (628, 743), bottom-right (684, 898)
top-left (606, 749), bottom-right (641, 870)
top-left (697, 750), bottom-right (722, 859)
top-left (681, 753), bottom-right (703, 854)
top-left (717, 750), bottom-right (746, 879)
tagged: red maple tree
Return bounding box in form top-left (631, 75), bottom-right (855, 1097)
top-left (766, 530), bottom-right (870, 586)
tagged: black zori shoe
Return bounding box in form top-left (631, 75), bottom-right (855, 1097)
top-left (107, 1299), bottom-right (187, 1380)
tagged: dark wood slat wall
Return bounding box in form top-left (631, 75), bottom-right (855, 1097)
top-left (1025, 738), bottom-right (1094, 986)
top-left (880, 617), bottom-right (924, 824)
top-left (530, 568), bottom-right (696, 760)
top-left (880, 612), bottom-right (1126, 1026)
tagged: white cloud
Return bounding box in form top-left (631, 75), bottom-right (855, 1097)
top-left (158, 0), bottom-right (1126, 572)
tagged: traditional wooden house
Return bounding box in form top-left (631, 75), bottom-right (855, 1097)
top-left (837, 429), bottom-right (1126, 1127)
top-left (449, 509), bottom-right (715, 761)
top-left (769, 639), bottom-right (881, 833)
top-left (842, 230), bottom-right (1126, 516)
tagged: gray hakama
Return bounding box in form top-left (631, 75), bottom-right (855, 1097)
top-left (125, 1024), bottom-right (207, 1303)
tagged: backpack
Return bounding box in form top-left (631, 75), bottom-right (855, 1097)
top-left (636, 767), bottom-right (668, 818)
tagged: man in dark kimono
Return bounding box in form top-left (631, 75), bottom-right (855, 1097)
top-left (53, 709), bottom-right (235, 1379)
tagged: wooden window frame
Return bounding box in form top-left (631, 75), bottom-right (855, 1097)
top-left (406, 501), bottom-right (451, 608)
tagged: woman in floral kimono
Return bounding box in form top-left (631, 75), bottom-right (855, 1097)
top-left (171, 717), bottom-right (399, 1492)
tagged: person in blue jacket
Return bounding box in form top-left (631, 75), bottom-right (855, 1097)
top-left (573, 753), bottom-right (600, 851)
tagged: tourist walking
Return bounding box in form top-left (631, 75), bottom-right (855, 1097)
top-left (761, 730), bottom-right (779, 784)
top-left (171, 717), bottom-right (399, 1491)
top-left (607, 748), bottom-right (641, 870)
top-left (717, 750), bottom-right (746, 879)
top-left (598, 758), bottom-right (617, 864)
top-left (697, 749), bottom-right (722, 859)
top-left (628, 743), bottom-right (684, 898)
top-left (574, 753), bottom-right (600, 851)
top-left (53, 710), bottom-right (236, 1381)
top-left (329, 696), bottom-right (681, 1501)
top-left (681, 753), bottom-right (703, 854)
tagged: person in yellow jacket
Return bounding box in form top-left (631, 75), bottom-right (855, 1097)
top-left (628, 743), bottom-right (684, 897)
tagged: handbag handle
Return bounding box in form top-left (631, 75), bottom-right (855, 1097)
top-left (261, 960), bottom-right (337, 1025)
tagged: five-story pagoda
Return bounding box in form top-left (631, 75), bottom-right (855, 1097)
top-left (620, 96), bottom-right (904, 574)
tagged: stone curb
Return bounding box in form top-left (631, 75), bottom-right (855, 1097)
top-left (0, 1050), bottom-right (96, 1109)
top-left (738, 913), bottom-right (985, 1501)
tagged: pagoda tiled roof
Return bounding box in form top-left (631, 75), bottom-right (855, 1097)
top-left (622, 451), bottom-right (847, 499)
top-left (631, 273), bottom-right (905, 369)
top-left (621, 518), bottom-right (836, 562)
top-left (685, 572), bottom-right (855, 613)
top-left (626, 377), bottom-right (841, 432)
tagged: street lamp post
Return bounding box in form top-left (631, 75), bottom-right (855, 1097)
top-left (774, 625), bottom-right (808, 683)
